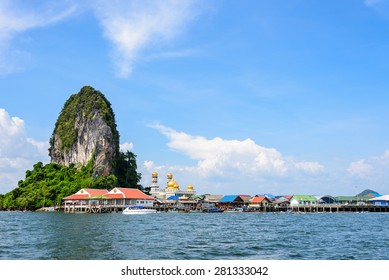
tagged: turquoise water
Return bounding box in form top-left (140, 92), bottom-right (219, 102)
top-left (0, 211), bottom-right (388, 260)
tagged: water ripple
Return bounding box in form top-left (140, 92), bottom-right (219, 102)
top-left (1, 212), bottom-right (389, 259)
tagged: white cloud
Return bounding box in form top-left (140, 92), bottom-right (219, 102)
top-left (347, 159), bottom-right (373, 178)
top-left (0, 0), bottom-right (77, 74)
top-left (295, 161), bottom-right (325, 173)
top-left (0, 0), bottom-right (205, 76)
top-left (347, 150), bottom-right (389, 182)
top-left (364, 0), bottom-right (383, 7)
top-left (93, 0), bottom-right (201, 77)
top-left (120, 142), bottom-right (134, 152)
top-left (0, 108), bottom-right (49, 193)
top-left (146, 124), bottom-right (325, 183)
top-left (141, 124), bottom-right (327, 195)
top-left (150, 124), bottom-right (291, 176)
top-left (364, 0), bottom-right (389, 17)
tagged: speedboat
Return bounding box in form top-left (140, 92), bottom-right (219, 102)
top-left (122, 206), bottom-right (157, 215)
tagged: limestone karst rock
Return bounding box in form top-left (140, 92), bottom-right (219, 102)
top-left (49, 86), bottom-right (119, 176)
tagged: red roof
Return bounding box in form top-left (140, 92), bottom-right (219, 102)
top-left (104, 188), bottom-right (155, 200)
top-left (63, 189), bottom-right (108, 200)
top-left (250, 196), bottom-right (269, 203)
top-left (64, 194), bottom-right (90, 200)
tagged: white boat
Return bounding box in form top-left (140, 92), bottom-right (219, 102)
top-left (122, 206), bottom-right (157, 215)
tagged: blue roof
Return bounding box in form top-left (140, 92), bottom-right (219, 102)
top-left (219, 195), bottom-right (239, 203)
top-left (257, 194), bottom-right (276, 200)
top-left (167, 195), bottom-right (181, 200)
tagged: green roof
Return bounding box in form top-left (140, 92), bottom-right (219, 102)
top-left (335, 196), bottom-right (371, 202)
top-left (292, 195), bottom-right (317, 202)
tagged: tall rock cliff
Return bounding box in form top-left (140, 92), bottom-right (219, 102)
top-left (49, 86), bottom-right (119, 176)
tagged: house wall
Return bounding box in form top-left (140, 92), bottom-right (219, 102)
top-left (290, 198), bottom-right (316, 206)
top-left (373, 200), bottom-right (389, 206)
top-left (290, 199), bottom-right (299, 206)
top-left (124, 199), bottom-right (154, 207)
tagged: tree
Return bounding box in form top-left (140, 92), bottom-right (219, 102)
top-left (0, 194), bottom-right (4, 210)
top-left (116, 151), bottom-right (142, 189)
top-left (1, 161), bottom-right (124, 211)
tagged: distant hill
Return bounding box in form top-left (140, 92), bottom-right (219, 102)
top-left (356, 189), bottom-right (381, 198)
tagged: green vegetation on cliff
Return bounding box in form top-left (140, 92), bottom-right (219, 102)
top-left (49, 86), bottom-right (119, 154)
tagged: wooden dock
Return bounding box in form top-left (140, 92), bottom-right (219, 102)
top-left (64, 205), bottom-right (127, 213)
top-left (62, 203), bottom-right (389, 214)
top-left (63, 204), bottom-right (179, 213)
top-left (258, 205), bottom-right (389, 213)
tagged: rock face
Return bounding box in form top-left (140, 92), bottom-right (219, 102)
top-left (49, 86), bottom-right (119, 176)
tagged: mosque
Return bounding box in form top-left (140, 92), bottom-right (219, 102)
top-left (149, 172), bottom-right (196, 200)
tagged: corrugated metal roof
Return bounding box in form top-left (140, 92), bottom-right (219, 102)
top-left (335, 196), bottom-right (365, 201)
top-left (250, 196), bottom-right (269, 203)
top-left (109, 188), bottom-right (155, 200)
top-left (167, 195), bottom-right (180, 200)
top-left (257, 194), bottom-right (276, 200)
top-left (291, 195), bottom-right (317, 201)
top-left (203, 195), bottom-right (223, 203)
top-left (219, 195), bottom-right (239, 203)
top-left (63, 189), bottom-right (108, 200)
top-left (370, 195), bottom-right (389, 201)
top-left (64, 188), bottom-right (155, 201)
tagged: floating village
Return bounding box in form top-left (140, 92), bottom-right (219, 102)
top-left (62, 172), bottom-right (389, 214)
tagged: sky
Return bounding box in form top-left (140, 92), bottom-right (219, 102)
top-left (1, 0), bottom-right (389, 196)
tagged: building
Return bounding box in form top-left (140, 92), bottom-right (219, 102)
top-left (273, 197), bottom-right (291, 208)
top-left (219, 195), bottom-right (252, 210)
top-left (316, 195), bottom-right (336, 204)
top-left (257, 193), bottom-right (276, 202)
top-left (149, 172), bottom-right (196, 200)
top-left (104, 188), bottom-right (155, 208)
top-left (63, 189), bottom-right (109, 212)
top-left (370, 195), bottom-right (389, 206)
top-left (63, 188), bottom-right (155, 213)
top-left (249, 195), bottom-right (271, 209)
top-left (335, 196), bottom-right (371, 205)
top-left (290, 195), bottom-right (317, 206)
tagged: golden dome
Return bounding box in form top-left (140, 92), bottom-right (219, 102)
top-left (152, 172), bottom-right (158, 178)
top-left (187, 184), bottom-right (194, 190)
top-left (173, 183), bottom-right (179, 189)
top-left (167, 180), bottom-right (176, 188)
top-left (167, 173), bottom-right (173, 180)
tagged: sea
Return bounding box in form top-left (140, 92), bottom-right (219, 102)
top-left (1, 211), bottom-right (388, 260)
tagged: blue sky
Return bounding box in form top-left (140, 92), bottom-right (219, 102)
top-left (1, 0), bottom-right (389, 196)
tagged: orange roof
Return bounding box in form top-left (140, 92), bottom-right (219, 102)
top-left (63, 194), bottom-right (90, 200)
top-left (84, 189), bottom-right (109, 196)
top-left (250, 196), bottom-right (269, 203)
top-left (63, 189), bottom-right (108, 200)
top-left (105, 188), bottom-right (155, 200)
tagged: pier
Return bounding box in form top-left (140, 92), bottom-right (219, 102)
top-left (257, 205), bottom-right (389, 213)
top-left (63, 203), bottom-right (389, 213)
top-left (289, 205), bottom-right (389, 213)
top-left (63, 204), bottom-right (181, 213)
top-left (64, 204), bottom-right (127, 213)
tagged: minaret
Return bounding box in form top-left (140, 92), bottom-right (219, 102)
top-left (149, 171), bottom-right (159, 197)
